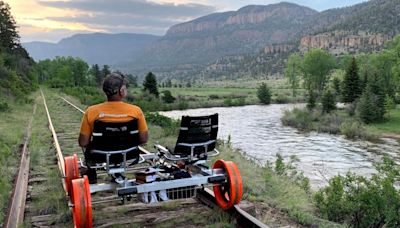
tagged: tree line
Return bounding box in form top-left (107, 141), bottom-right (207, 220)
top-left (0, 1), bottom-right (38, 107)
top-left (284, 36), bottom-right (400, 123)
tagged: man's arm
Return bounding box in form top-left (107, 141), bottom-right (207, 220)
top-left (78, 133), bottom-right (91, 148)
top-left (139, 131), bottom-right (148, 145)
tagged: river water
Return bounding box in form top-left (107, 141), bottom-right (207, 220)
top-left (160, 104), bottom-right (400, 188)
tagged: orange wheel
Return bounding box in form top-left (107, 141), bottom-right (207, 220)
top-left (72, 176), bottom-right (92, 228)
top-left (65, 154), bottom-right (80, 196)
top-left (228, 161), bottom-right (242, 205)
top-left (212, 160), bottom-right (243, 210)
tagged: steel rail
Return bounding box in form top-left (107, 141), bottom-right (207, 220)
top-left (60, 96), bottom-right (269, 228)
top-left (197, 188), bottom-right (269, 228)
top-left (60, 96), bottom-right (84, 113)
top-left (3, 104), bottom-right (36, 228)
top-left (41, 90), bottom-right (67, 192)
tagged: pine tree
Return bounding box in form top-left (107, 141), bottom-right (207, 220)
top-left (101, 65), bottom-right (110, 80)
top-left (384, 94), bottom-right (395, 118)
top-left (367, 72), bottom-right (386, 120)
top-left (307, 91), bottom-right (316, 110)
top-left (257, 83), bottom-right (271, 104)
top-left (125, 74), bottom-right (138, 87)
top-left (322, 89), bottom-right (336, 113)
top-left (356, 87), bottom-right (379, 123)
top-left (285, 53), bottom-right (302, 97)
top-left (166, 79), bottom-right (172, 88)
top-left (143, 72), bottom-right (159, 98)
top-left (342, 57), bottom-right (362, 103)
top-left (161, 90), bottom-right (175, 103)
top-left (91, 64), bottom-right (102, 86)
top-left (0, 1), bottom-right (20, 51)
top-left (356, 71), bottom-right (388, 124)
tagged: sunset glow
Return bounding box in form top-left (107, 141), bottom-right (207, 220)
top-left (6, 0), bottom-right (367, 43)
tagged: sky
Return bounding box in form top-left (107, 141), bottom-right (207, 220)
top-left (7, 0), bottom-right (368, 43)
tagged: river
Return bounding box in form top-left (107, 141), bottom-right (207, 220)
top-left (160, 104), bottom-right (400, 188)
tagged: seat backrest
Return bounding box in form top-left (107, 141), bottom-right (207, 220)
top-left (173, 114), bottom-right (218, 158)
top-left (89, 119), bottom-right (140, 164)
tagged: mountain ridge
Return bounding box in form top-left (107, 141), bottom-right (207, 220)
top-left (23, 0), bottom-right (400, 80)
top-left (23, 33), bottom-right (161, 66)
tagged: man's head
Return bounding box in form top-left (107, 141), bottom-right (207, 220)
top-left (102, 73), bottom-right (128, 101)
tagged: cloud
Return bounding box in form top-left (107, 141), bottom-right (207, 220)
top-left (28, 0), bottom-right (216, 40)
top-left (19, 24), bottom-right (99, 43)
top-left (38, 0), bottom-right (216, 18)
top-left (47, 13), bottom-right (181, 28)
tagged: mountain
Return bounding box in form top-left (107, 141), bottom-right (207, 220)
top-left (306, 0), bottom-right (400, 36)
top-left (24, 0), bottom-right (400, 80)
top-left (125, 0), bottom-right (400, 80)
top-left (134, 2), bottom-right (317, 68)
top-left (23, 33), bottom-right (160, 66)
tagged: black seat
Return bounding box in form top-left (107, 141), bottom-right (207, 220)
top-left (171, 114), bottom-right (218, 159)
top-left (85, 119), bottom-right (140, 165)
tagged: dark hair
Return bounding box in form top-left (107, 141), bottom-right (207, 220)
top-left (102, 73), bottom-right (127, 97)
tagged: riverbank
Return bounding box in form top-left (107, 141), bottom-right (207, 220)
top-left (144, 114), bottom-right (338, 227)
top-left (129, 85), bottom-right (307, 112)
top-left (282, 105), bottom-right (400, 141)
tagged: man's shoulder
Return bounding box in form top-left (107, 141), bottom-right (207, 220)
top-left (121, 102), bottom-right (142, 111)
top-left (86, 103), bottom-right (105, 111)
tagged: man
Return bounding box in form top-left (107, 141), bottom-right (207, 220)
top-left (78, 73), bottom-right (148, 182)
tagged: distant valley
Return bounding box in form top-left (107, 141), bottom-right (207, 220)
top-left (24, 0), bottom-right (400, 81)
top-left (23, 33), bottom-right (160, 66)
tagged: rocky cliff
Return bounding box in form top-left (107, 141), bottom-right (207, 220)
top-left (133, 3), bottom-right (317, 68)
top-left (264, 44), bottom-right (295, 54)
top-left (299, 32), bottom-right (392, 54)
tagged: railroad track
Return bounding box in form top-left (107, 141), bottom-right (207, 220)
top-left (5, 90), bottom-right (267, 228)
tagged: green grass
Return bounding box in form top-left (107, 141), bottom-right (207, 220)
top-left (27, 94), bottom-right (71, 227)
top-left (282, 107), bottom-right (380, 141)
top-left (366, 105), bottom-right (400, 135)
top-left (283, 105), bottom-right (400, 141)
top-left (0, 98), bottom-right (34, 225)
top-left (128, 78), bottom-right (307, 112)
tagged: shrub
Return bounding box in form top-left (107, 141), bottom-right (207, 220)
top-left (274, 94), bottom-right (290, 104)
top-left (223, 98), bottom-right (232, 106)
top-left (273, 154), bottom-right (310, 192)
top-left (317, 113), bottom-right (342, 134)
top-left (0, 100), bottom-right (9, 112)
top-left (177, 100), bottom-right (189, 110)
top-left (384, 95), bottom-right (396, 118)
top-left (161, 90), bottom-right (175, 103)
top-left (62, 86), bottom-right (104, 105)
top-left (275, 153), bottom-right (286, 175)
top-left (340, 120), bottom-right (364, 139)
top-left (340, 120), bottom-right (378, 141)
top-left (143, 72), bottom-right (159, 98)
top-left (356, 88), bottom-right (381, 123)
top-left (144, 112), bottom-right (179, 136)
top-left (257, 82), bottom-right (271, 104)
top-left (281, 108), bottom-right (314, 131)
top-left (314, 157), bottom-right (400, 227)
top-left (321, 89), bottom-right (336, 113)
top-left (306, 91), bottom-right (316, 110)
top-left (209, 94), bottom-right (219, 99)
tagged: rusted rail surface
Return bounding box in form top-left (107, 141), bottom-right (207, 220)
top-left (41, 90), bottom-right (66, 183)
top-left (3, 104), bottom-right (37, 228)
top-left (198, 188), bottom-right (268, 228)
